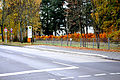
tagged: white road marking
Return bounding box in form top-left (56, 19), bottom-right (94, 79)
top-left (57, 73), bottom-right (63, 76)
top-left (0, 66), bottom-right (78, 77)
top-left (4, 51), bottom-right (13, 53)
top-left (78, 75), bottom-right (91, 78)
top-left (94, 73), bottom-right (107, 76)
top-left (48, 79), bottom-right (56, 80)
top-left (22, 54), bottom-right (35, 58)
top-left (61, 77), bottom-right (74, 79)
top-left (52, 73), bottom-right (63, 76)
top-left (53, 61), bottom-right (75, 67)
top-left (110, 73), bottom-right (120, 75)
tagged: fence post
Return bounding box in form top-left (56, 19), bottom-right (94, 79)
top-left (108, 38), bottom-right (110, 49)
top-left (84, 37), bottom-right (87, 47)
top-left (96, 37), bottom-right (100, 49)
top-left (67, 38), bottom-right (69, 46)
top-left (51, 38), bottom-right (52, 44)
top-left (70, 41), bottom-right (72, 46)
top-left (93, 38), bottom-right (94, 48)
top-left (52, 38), bottom-right (54, 45)
top-left (46, 38), bottom-right (47, 44)
top-left (70, 38), bottom-right (72, 46)
top-left (87, 38), bottom-right (88, 47)
top-left (80, 38), bottom-right (81, 47)
top-left (61, 38), bottom-right (63, 46)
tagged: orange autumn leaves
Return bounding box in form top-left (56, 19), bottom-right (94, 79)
top-left (36, 33), bottom-right (107, 40)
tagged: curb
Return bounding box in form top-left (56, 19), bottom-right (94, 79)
top-left (24, 46), bottom-right (120, 61)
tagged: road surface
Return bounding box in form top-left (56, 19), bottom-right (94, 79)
top-left (0, 45), bottom-right (120, 80)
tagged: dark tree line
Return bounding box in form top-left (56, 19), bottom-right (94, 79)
top-left (65, 0), bottom-right (92, 34)
top-left (40, 0), bottom-right (66, 36)
top-left (40, 0), bottom-right (120, 48)
top-left (40, 0), bottom-right (93, 35)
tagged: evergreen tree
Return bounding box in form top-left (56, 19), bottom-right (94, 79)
top-left (40, 0), bottom-right (65, 35)
top-left (65, 0), bottom-right (92, 34)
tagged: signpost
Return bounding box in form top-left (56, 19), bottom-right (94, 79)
top-left (27, 26), bottom-right (32, 43)
top-left (4, 27), bottom-right (8, 43)
top-left (10, 28), bottom-right (13, 32)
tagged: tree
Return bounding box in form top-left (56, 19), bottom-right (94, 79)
top-left (91, 0), bottom-right (120, 42)
top-left (65, 0), bottom-right (92, 47)
top-left (65, 0), bottom-right (92, 34)
top-left (40, 0), bottom-right (66, 35)
top-left (0, 0), bottom-right (41, 42)
top-left (0, 0), bottom-right (5, 42)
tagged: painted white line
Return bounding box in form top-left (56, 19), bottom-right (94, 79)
top-left (53, 61), bottom-right (75, 67)
top-left (78, 75), bottom-right (91, 78)
top-left (22, 54), bottom-right (35, 58)
top-left (48, 79), bottom-right (56, 80)
top-left (94, 73), bottom-right (107, 76)
top-left (0, 66), bottom-right (79, 77)
top-left (110, 73), bottom-right (120, 75)
top-left (4, 51), bottom-right (13, 53)
top-left (61, 77), bottom-right (74, 80)
top-left (54, 73), bottom-right (63, 76)
top-left (57, 73), bottom-right (63, 76)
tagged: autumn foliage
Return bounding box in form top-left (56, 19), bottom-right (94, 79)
top-left (36, 33), bottom-right (108, 40)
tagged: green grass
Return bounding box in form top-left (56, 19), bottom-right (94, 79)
top-left (0, 40), bottom-right (120, 51)
top-left (0, 42), bottom-right (32, 46)
top-left (34, 41), bottom-right (120, 51)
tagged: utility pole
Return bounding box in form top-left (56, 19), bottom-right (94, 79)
top-left (1, 0), bottom-right (5, 42)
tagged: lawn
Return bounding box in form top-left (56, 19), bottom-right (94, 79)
top-left (0, 40), bottom-right (120, 52)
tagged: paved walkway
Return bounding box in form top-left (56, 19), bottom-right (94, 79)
top-left (25, 45), bottom-right (120, 61)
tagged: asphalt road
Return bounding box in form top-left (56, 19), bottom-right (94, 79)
top-left (0, 45), bottom-right (120, 80)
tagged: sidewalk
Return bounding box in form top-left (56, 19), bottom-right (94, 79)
top-left (24, 45), bottom-right (120, 61)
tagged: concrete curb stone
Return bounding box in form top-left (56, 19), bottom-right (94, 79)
top-left (24, 45), bottom-right (120, 61)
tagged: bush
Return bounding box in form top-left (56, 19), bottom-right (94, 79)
top-left (13, 36), bottom-right (19, 42)
top-left (23, 37), bottom-right (27, 42)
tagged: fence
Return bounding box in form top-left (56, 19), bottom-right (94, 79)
top-left (35, 37), bottom-right (120, 51)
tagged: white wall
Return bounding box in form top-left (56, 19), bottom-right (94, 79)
top-left (53, 30), bottom-right (66, 36)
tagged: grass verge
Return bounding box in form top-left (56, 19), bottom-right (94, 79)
top-left (0, 41), bottom-right (120, 52)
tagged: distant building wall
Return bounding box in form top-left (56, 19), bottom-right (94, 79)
top-left (53, 30), bottom-right (66, 36)
top-left (53, 26), bottom-right (94, 36)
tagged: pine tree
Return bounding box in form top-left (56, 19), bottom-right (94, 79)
top-left (40, 0), bottom-right (66, 35)
top-left (65, 0), bottom-right (92, 34)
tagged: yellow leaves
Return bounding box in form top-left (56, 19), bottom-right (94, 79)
top-left (0, 11), bottom-right (2, 18)
top-left (102, 21), bottom-right (113, 31)
top-left (91, 13), bottom-right (94, 17)
top-left (7, 4), bottom-right (11, 7)
top-left (92, 0), bottom-right (120, 35)
top-left (13, 13), bottom-right (18, 17)
top-left (0, 27), bottom-right (1, 33)
top-left (108, 30), bottom-right (120, 40)
top-left (95, 12), bottom-right (99, 22)
top-left (34, 0), bottom-right (41, 4)
top-left (104, 21), bottom-right (113, 25)
top-left (117, 19), bottom-right (120, 24)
